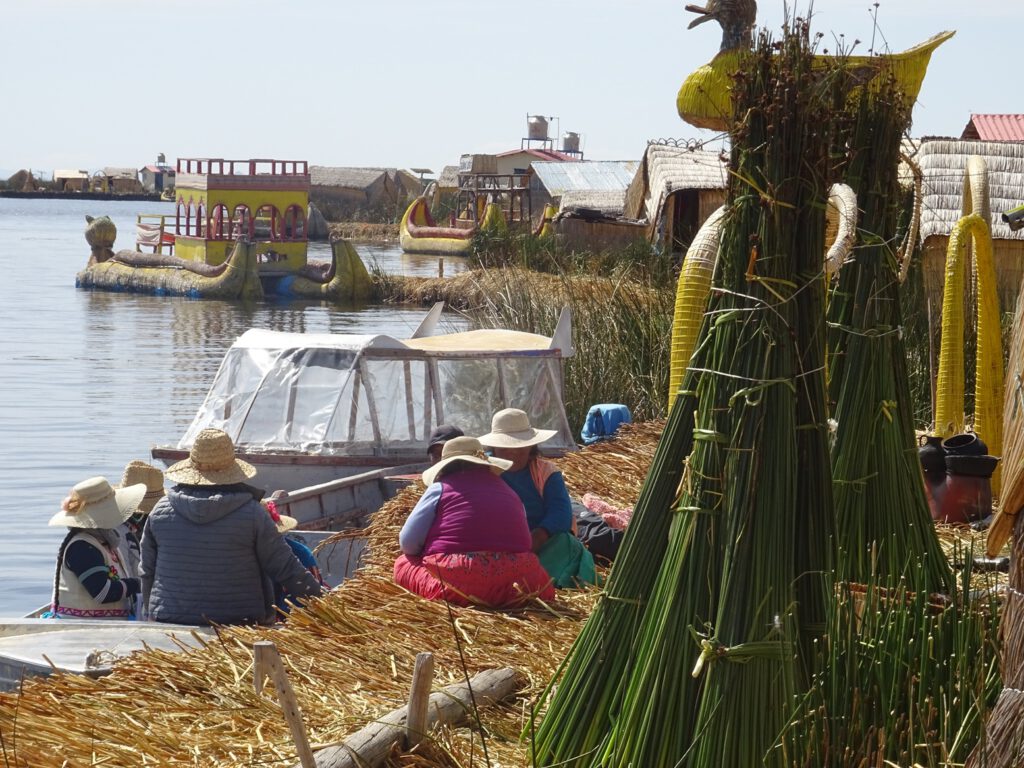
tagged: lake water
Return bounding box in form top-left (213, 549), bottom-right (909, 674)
top-left (0, 197), bottom-right (467, 615)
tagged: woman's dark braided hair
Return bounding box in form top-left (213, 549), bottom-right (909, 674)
top-left (50, 528), bottom-right (79, 611)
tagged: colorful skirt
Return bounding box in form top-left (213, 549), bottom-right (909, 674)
top-left (394, 551), bottom-right (555, 608)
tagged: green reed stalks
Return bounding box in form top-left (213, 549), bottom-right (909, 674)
top-left (826, 78), bottom-right (954, 594)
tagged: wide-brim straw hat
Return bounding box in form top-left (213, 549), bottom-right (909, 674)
top-left (119, 460), bottom-right (166, 514)
top-left (477, 408), bottom-right (557, 449)
top-left (49, 476), bottom-right (147, 530)
top-left (422, 436), bottom-right (513, 486)
top-left (264, 493), bottom-right (298, 534)
top-left (165, 428), bottom-right (257, 486)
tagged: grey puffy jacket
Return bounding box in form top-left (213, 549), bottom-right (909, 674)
top-left (140, 485), bottom-right (323, 625)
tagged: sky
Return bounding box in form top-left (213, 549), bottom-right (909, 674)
top-left (2, 0), bottom-right (1017, 179)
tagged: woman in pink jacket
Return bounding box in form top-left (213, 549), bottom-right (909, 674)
top-left (394, 436), bottom-right (554, 608)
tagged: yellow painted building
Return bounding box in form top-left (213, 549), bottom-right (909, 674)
top-left (172, 158), bottom-right (309, 271)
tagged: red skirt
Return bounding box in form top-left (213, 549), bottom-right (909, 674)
top-left (394, 551), bottom-right (555, 608)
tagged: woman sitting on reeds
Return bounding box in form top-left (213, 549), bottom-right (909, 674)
top-left (479, 408), bottom-right (597, 588)
top-left (394, 436), bottom-right (555, 608)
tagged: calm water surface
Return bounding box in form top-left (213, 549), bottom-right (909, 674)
top-left (0, 198), bottom-right (467, 614)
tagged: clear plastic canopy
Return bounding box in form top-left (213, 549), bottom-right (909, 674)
top-left (178, 327), bottom-right (576, 456)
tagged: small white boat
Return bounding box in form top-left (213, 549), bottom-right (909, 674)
top-left (152, 302), bottom-right (577, 532)
top-left (0, 617), bottom-right (212, 690)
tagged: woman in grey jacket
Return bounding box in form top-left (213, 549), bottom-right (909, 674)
top-left (140, 429), bottom-right (322, 626)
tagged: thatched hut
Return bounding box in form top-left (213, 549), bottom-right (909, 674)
top-left (916, 139), bottom-right (1024, 311)
top-left (623, 142), bottom-right (728, 256)
top-left (310, 166), bottom-right (424, 222)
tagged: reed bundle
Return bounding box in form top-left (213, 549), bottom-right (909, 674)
top-left (0, 429), bottom-right (663, 767)
top-left (534, 23), bottom-right (842, 767)
top-left (826, 76), bottom-right (954, 594)
top-left (969, 281), bottom-right (1024, 767)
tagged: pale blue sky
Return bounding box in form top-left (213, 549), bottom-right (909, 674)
top-left (2, 0), bottom-right (1015, 177)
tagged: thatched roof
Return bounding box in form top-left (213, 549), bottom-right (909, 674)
top-left (623, 144), bottom-right (728, 221)
top-left (310, 166), bottom-right (390, 190)
top-left (559, 189), bottom-right (629, 216)
top-left (916, 139), bottom-right (1024, 242)
top-left (436, 165), bottom-right (460, 190)
top-left (103, 167), bottom-right (137, 180)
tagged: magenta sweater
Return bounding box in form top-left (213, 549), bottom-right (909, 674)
top-left (421, 467), bottom-right (532, 556)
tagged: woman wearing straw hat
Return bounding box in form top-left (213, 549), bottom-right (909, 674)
top-left (263, 493), bottom-right (325, 616)
top-left (479, 408), bottom-right (596, 588)
top-left (47, 476), bottom-right (147, 619)
top-left (394, 436), bottom-right (555, 608)
top-left (117, 461), bottom-right (166, 619)
top-left (140, 428), bottom-right (323, 626)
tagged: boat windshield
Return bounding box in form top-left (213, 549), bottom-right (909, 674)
top-left (178, 336), bottom-right (575, 455)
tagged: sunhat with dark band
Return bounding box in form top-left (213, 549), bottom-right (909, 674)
top-left (422, 436), bottom-right (513, 486)
top-left (48, 476), bottom-right (147, 529)
top-left (165, 428), bottom-right (257, 486)
top-left (477, 408), bottom-right (557, 449)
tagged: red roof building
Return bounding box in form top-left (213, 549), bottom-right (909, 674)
top-left (961, 114), bottom-right (1024, 142)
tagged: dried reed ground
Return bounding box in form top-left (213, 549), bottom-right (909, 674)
top-left (0, 423), bottom-right (663, 768)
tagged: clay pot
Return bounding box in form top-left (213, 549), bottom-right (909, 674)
top-left (918, 434), bottom-right (946, 478)
top-left (931, 454), bottom-right (997, 525)
top-left (941, 432), bottom-right (988, 457)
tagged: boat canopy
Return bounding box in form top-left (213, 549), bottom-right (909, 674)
top-left (178, 321), bottom-right (576, 456)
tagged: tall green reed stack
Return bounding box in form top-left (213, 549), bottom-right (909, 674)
top-left (826, 75), bottom-right (954, 594)
top-left (533, 24), bottom-right (845, 767)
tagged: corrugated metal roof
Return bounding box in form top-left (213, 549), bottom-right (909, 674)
top-left (310, 166), bottom-right (390, 189)
top-left (496, 148), bottom-right (576, 162)
top-left (916, 138), bottom-right (1024, 241)
top-left (531, 160), bottom-right (640, 196)
top-left (962, 114), bottom-right (1024, 142)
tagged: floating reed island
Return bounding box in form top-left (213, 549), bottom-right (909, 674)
top-left (0, 423), bottom-right (662, 768)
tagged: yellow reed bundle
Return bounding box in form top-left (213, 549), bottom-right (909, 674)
top-left (973, 213), bottom-right (1004, 493)
top-left (934, 215), bottom-right (971, 436)
top-left (668, 206), bottom-right (723, 409)
top-left (987, 274), bottom-right (1024, 555)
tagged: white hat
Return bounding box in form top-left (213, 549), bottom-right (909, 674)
top-left (477, 408), bottom-right (557, 449)
top-left (422, 436), bottom-right (513, 486)
top-left (49, 477), bottom-right (147, 530)
top-left (165, 428), bottom-right (257, 486)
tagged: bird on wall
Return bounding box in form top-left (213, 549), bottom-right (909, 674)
top-left (676, 0), bottom-right (954, 131)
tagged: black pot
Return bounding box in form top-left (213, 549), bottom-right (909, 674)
top-left (942, 433), bottom-right (988, 457)
top-left (918, 435), bottom-right (946, 477)
top-left (945, 454), bottom-right (999, 478)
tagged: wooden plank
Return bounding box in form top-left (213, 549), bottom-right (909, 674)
top-left (277, 462), bottom-right (425, 504)
top-left (254, 641), bottom-right (315, 768)
top-left (404, 652), bottom-right (434, 748)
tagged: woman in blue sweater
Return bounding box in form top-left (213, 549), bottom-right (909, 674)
top-left (479, 409), bottom-right (596, 588)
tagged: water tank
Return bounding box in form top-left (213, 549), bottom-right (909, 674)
top-left (527, 115), bottom-right (549, 141)
top-left (157, 152), bottom-right (166, 164)
top-left (561, 132), bottom-right (581, 153)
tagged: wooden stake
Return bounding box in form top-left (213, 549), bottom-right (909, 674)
top-left (404, 652), bottom-right (434, 748)
top-left (254, 641), bottom-right (316, 768)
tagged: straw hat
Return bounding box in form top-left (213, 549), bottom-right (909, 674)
top-left (477, 408), bottom-right (557, 449)
top-left (265, 492), bottom-right (298, 534)
top-left (48, 476), bottom-right (146, 530)
top-left (422, 436), bottom-right (513, 486)
top-left (164, 428), bottom-right (257, 486)
top-left (119, 460), bottom-right (166, 514)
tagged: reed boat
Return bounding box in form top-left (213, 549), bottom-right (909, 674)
top-left (399, 196), bottom-right (478, 256)
top-left (151, 302), bottom-right (576, 532)
top-left (76, 158), bottom-right (372, 302)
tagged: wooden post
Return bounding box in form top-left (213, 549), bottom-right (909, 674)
top-left (404, 652), bottom-right (434, 748)
top-left (254, 641), bottom-right (316, 768)
top-left (438, 257), bottom-right (444, 278)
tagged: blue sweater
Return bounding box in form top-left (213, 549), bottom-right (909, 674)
top-left (501, 466), bottom-right (573, 535)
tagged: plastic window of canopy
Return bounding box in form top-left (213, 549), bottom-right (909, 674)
top-left (179, 348), bottom-right (574, 455)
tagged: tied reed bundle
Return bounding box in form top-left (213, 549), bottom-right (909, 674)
top-left (826, 74), bottom-right (954, 594)
top-left (533, 21), bottom-right (842, 767)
